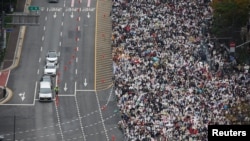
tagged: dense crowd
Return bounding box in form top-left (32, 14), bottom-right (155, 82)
top-left (111, 0), bottom-right (250, 140)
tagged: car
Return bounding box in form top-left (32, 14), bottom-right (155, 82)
top-left (48, 0), bottom-right (59, 3)
top-left (46, 51), bottom-right (58, 65)
top-left (39, 81), bottom-right (53, 101)
top-left (44, 63), bottom-right (57, 76)
top-left (40, 75), bottom-right (53, 86)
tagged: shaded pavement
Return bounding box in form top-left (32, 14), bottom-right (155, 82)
top-left (0, 0), bottom-right (26, 103)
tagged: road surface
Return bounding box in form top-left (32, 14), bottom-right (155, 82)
top-left (0, 0), bottom-right (123, 140)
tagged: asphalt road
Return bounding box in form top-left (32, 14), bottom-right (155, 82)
top-left (0, 0), bottom-right (123, 141)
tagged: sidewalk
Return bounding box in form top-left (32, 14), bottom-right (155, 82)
top-left (95, 0), bottom-right (113, 90)
top-left (0, 0), bottom-right (27, 104)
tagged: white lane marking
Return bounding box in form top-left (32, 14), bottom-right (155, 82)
top-left (39, 58), bottom-right (41, 62)
top-left (54, 98), bottom-right (65, 141)
top-left (74, 82), bottom-right (87, 141)
top-left (53, 12), bottom-right (57, 18)
top-left (40, 46), bottom-right (43, 52)
top-left (43, 26), bottom-right (46, 31)
top-left (77, 26), bottom-right (80, 31)
top-left (62, 12), bottom-right (64, 17)
top-left (105, 86), bottom-right (114, 106)
top-left (45, 16), bottom-right (47, 21)
top-left (95, 91), bottom-right (109, 140)
top-left (76, 57), bottom-right (78, 63)
top-left (75, 69), bottom-right (77, 75)
top-left (70, 12), bottom-right (74, 18)
top-left (64, 0), bottom-right (66, 7)
top-left (87, 0), bottom-right (91, 7)
top-left (60, 32), bottom-right (62, 37)
top-left (61, 22), bottom-right (63, 26)
top-left (59, 41), bottom-right (62, 47)
top-left (56, 74), bottom-right (58, 86)
top-left (71, 0), bottom-right (75, 7)
top-left (57, 94), bottom-right (75, 96)
top-left (37, 69), bottom-right (39, 74)
top-left (42, 36), bottom-right (44, 41)
top-left (33, 81), bottom-right (37, 105)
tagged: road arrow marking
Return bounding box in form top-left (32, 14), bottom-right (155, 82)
top-left (64, 83), bottom-right (68, 91)
top-left (40, 7), bottom-right (45, 12)
top-left (53, 12), bottom-right (57, 18)
top-left (19, 92), bottom-right (25, 101)
top-left (84, 78), bottom-right (87, 86)
top-left (87, 12), bottom-right (90, 18)
top-left (70, 12), bottom-right (74, 18)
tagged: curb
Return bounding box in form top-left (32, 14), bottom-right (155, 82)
top-left (0, 0), bottom-right (32, 104)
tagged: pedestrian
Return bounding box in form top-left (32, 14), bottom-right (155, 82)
top-left (3, 86), bottom-right (7, 98)
top-left (54, 86), bottom-right (59, 95)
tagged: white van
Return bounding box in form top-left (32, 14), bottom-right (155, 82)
top-left (39, 81), bottom-right (53, 101)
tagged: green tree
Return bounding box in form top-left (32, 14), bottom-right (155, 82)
top-left (211, 0), bottom-right (249, 37)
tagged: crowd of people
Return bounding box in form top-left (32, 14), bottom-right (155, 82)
top-left (111, 0), bottom-right (250, 140)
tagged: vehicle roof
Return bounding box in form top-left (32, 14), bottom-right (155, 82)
top-left (48, 50), bottom-right (56, 53)
top-left (47, 51), bottom-right (57, 57)
top-left (40, 81), bottom-right (51, 88)
top-left (42, 75), bottom-right (51, 81)
top-left (46, 63), bottom-right (56, 67)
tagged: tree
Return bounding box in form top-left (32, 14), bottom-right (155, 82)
top-left (211, 0), bottom-right (249, 37)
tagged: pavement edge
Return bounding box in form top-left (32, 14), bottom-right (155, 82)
top-left (0, 0), bottom-right (32, 104)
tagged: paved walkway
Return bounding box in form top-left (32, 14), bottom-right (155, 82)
top-left (0, 0), bottom-right (28, 104)
top-left (95, 0), bottom-right (113, 91)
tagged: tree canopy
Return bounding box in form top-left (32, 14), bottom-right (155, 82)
top-left (211, 0), bottom-right (250, 37)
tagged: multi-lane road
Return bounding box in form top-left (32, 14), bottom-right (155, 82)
top-left (0, 0), bottom-right (123, 140)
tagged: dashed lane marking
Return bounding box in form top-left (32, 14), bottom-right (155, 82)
top-left (2, 113), bottom-right (119, 141)
top-left (94, 90), bottom-right (109, 140)
top-left (6, 125), bottom-right (118, 141)
top-left (54, 96), bottom-right (65, 140)
top-left (74, 82), bottom-right (87, 141)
